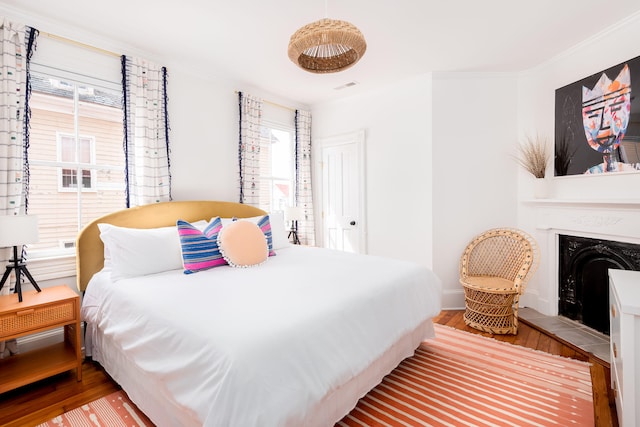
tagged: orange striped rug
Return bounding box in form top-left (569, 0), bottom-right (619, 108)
top-left (337, 324), bottom-right (594, 426)
top-left (37, 390), bottom-right (152, 427)
top-left (41, 324), bottom-right (594, 426)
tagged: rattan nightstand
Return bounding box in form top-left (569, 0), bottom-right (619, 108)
top-left (0, 285), bottom-right (82, 393)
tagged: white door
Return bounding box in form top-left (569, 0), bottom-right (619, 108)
top-left (317, 130), bottom-right (366, 253)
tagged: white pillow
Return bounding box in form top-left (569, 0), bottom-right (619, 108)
top-left (98, 223), bottom-right (186, 280)
top-left (191, 219), bottom-right (210, 231)
top-left (268, 211), bottom-right (290, 250)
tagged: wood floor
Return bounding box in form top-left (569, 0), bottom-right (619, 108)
top-left (0, 310), bottom-right (618, 427)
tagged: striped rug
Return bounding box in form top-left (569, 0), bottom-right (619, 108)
top-left (41, 324), bottom-right (594, 426)
top-left (337, 324), bottom-right (594, 426)
top-left (36, 390), bottom-right (152, 427)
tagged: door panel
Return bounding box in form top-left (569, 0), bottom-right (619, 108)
top-left (319, 131), bottom-right (365, 253)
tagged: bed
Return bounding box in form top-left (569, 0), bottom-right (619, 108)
top-left (77, 200), bottom-right (442, 427)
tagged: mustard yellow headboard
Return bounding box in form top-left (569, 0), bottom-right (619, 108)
top-left (75, 200), bottom-right (267, 292)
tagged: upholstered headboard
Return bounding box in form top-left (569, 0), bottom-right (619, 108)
top-left (75, 200), bottom-right (267, 292)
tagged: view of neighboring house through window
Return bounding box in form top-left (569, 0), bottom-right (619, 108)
top-left (58, 133), bottom-right (94, 190)
top-left (27, 72), bottom-right (125, 276)
top-left (259, 122), bottom-right (295, 213)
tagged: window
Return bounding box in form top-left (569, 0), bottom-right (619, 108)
top-left (27, 72), bottom-right (126, 266)
top-left (258, 122), bottom-right (295, 213)
top-left (58, 133), bottom-right (95, 191)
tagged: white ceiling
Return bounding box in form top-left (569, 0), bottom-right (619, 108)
top-left (3, 0), bottom-right (640, 106)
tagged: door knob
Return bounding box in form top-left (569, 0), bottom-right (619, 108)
top-left (350, 220), bottom-right (356, 226)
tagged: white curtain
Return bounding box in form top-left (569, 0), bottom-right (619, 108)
top-left (238, 92), bottom-right (263, 206)
top-left (122, 56), bottom-right (171, 207)
top-left (0, 18), bottom-right (37, 356)
top-left (295, 110), bottom-right (315, 246)
top-left (0, 19), bottom-right (37, 274)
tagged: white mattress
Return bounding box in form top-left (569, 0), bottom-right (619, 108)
top-left (82, 245), bottom-right (442, 426)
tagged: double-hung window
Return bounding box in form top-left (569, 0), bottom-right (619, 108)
top-left (58, 133), bottom-right (95, 191)
top-left (27, 45), bottom-right (125, 278)
top-left (258, 121), bottom-right (295, 213)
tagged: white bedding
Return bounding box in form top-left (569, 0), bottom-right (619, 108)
top-left (82, 245), bottom-right (442, 427)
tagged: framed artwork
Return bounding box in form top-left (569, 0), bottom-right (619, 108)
top-left (554, 55), bottom-right (640, 176)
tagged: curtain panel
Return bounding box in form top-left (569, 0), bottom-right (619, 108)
top-left (295, 109), bottom-right (315, 246)
top-left (0, 20), bottom-right (37, 217)
top-left (0, 20), bottom-right (37, 272)
top-left (0, 18), bottom-right (37, 356)
top-left (237, 92), bottom-right (263, 206)
top-left (122, 56), bottom-right (171, 208)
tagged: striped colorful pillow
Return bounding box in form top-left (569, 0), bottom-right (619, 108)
top-left (177, 217), bottom-right (226, 274)
top-left (254, 215), bottom-right (275, 256)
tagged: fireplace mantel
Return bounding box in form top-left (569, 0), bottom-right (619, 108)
top-left (520, 198), bottom-right (640, 316)
top-left (523, 198), bottom-right (640, 209)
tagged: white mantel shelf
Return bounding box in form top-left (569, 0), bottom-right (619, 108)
top-left (522, 199), bottom-right (640, 208)
top-left (519, 197), bottom-right (640, 317)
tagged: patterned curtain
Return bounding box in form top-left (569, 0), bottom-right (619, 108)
top-left (295, 110), bottom-right (315, 246)
top-left (238, 92), bottom-right (262, 206)
top-left (121, 56), bottom-right (171, 208)
top-left (0, 20), bottom-right (37, 271)
top-left (0, 19), bottom-right (37, 356)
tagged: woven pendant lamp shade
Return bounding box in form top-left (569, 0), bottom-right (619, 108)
top-left (288, 18), bottom-right (366, 73)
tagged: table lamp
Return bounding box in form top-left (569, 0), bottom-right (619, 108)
top-left (285, 206), bottom-right (304, 245)
top-left (0, 215), bottom-right (41, 302)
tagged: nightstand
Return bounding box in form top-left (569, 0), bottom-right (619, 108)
top-left (0, 285), bottom-right (82, 393)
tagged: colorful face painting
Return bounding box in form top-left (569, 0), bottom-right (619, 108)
top-left (581, 64), bottom-right (631, 154)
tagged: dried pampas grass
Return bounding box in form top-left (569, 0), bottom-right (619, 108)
top-left (515, 135), bottom-right (551, 179)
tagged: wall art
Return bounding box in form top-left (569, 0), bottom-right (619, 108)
top-left (555, 56), bottom-right (640, 175)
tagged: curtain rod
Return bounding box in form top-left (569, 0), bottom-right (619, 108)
top-left (235, 91), bottom-right (295, 112)
top-left (38, 30), bottom-right (120, 58)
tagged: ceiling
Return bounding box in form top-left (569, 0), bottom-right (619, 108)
top-left (3, 0), bottom-right (640, 106)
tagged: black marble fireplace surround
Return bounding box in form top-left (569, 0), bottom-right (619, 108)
top-left (558, 234), bottom-right (640, 334)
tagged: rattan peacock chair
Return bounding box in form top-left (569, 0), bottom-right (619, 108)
top-left (459, 228), bottom-right (539, 335)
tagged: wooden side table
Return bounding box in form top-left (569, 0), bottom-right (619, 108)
top-left (0, 285), bottom-right (82, 393)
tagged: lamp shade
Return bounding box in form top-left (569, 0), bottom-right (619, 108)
top-left (285, 207), bottom-right (304, 222)
top-left (288, 18), bottom-right (366, 74)
top-left (0, 215), bottom-right (39, 247)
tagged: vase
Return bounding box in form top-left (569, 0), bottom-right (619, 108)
top-left (533, 178), bottom-right (548, 199)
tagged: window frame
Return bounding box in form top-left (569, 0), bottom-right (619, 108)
top-left (26, 70), bottom-right (125, 271)
top-left (56, 132), bottom-right (97, 192)
top-left (259, 120), bottom-right (296, 213)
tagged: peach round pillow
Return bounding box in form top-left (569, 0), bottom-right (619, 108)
top-left (217, 220), bottom-right (269, 268)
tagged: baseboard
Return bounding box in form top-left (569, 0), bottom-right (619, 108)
top-left (441, 288), bottom-right (465, 310)
top-left (16, 327), bottom-right (64, 353)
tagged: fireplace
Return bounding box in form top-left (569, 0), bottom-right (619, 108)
top-left (520, 199), bottom-right (640, 321)
top-left (558, 235), bottom-right (640, 334)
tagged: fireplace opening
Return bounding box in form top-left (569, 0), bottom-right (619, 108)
top-left (558, 235), bottom-right (640, 335)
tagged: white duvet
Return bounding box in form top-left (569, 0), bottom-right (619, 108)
top-left (82, 246), bottom-right (442, 427)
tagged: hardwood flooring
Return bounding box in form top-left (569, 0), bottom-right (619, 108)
top-left (0, 310), bottom-right (617, 426)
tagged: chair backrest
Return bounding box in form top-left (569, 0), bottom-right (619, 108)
top-left (460, 228), bottom-right (539, 292)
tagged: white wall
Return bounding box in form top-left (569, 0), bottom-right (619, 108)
top-left (167, 72), bottom-right (239, 202)
top-left (432, 73), bottom-right (520, 308)
top-left (168, 76), bottom-right (304, 202)
top-left (516, 12), bottom-right (640, 314)
top-left (313, 72), bottom-right (519, 309)
top-left (312, 74), bottom-right (434, 269)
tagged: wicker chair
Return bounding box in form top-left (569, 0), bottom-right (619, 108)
top-left (459, 228), bottom-right (539, 335)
